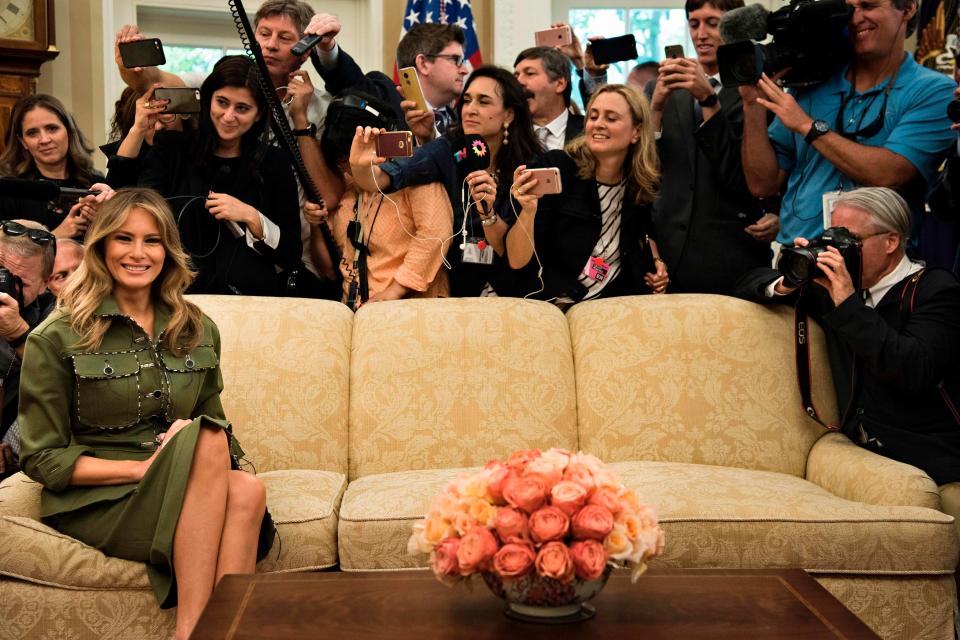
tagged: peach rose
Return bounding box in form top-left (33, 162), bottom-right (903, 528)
top-left (570, 539), bottom-right (608, 581)
top-left (484, 461), bottom-right (513, 504)
top-left (493, 543), bottom-right (537, 578)
top-left (603, 527), bottom-right (634, 561)
top-left (494, 507), bottom-right (529, 544)
top-left (550, 480), bottom-right (588, 517)
top-left (591, 467), bottom-right (620, 491)
top-left (457, 526), bottom-right (499, 575)
top-left (423, 516), bottom-right (456, 547)
top-left (535, 541), bottom-right (575, 583)
top-left (572, 504), bottom-right (615, 541)
top-left (502, 474), bottom-right (547, 514)
top-left (528, 506), bottom-right (570, 544)
top-left (563, 462), bottom-right (596, 493)
top-left (467, 499), bottom-right (498, 529)
top-left (507, 448), bottom-right (542, 472)
top-left (589, 487), bottom-right (623, 516)
top-left (525, 456), bottom-right (564, 487)
top-left (431, 536), bottom-right (460, 576)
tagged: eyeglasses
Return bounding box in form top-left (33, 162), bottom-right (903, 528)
top-left (427, 53), bottom-right (466, 67)
top-left (835, 69), bottom-right (898, 141)
top-left (1, 221), bottom-right (57, 252)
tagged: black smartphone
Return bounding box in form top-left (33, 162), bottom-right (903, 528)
top-left (588, 34), bottom-right (638, 65)
top-left (119, 38), bottom-right (166, 68)
top-left (665, 44), bottom-right (685, 60)
top-left (153, 88), bottom-right (201, 114)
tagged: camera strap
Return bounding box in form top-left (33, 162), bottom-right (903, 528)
top-left (794, 290), bottom-right (840, 430)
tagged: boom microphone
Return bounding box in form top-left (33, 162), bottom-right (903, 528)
top-left (719, 4), bottom-right (770, 43)
top-left (0, 178), bottom-right (97, 202)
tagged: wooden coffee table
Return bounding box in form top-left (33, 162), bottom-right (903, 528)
top-left (191, 568), bottom-right (880, 639)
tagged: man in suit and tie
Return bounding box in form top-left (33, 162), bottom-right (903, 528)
top-left (513, 47), bottom-right (585, 151)
top-left (648, 0), bottom-right (778, 295)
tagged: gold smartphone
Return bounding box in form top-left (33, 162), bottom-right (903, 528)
top-left (398, 67), bottom-right (429, 112)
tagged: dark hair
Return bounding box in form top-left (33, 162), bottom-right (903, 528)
top-left (397, 23), bottom-right (465, 69)
top-left (513, 46), bottom-right (573, 107)
top-left (0, 94), bottom-right (97, 187)
top-left (110, 87), bottom-right (138, 142)
top-left (890, 0), bottom-right (918, 37)
top-left (194, 56), bottom-right (268, 165)
top-left (453, 66), bottom-right (540, 185)
top-left (631, 61), bottom-right (660, 74)
top-left (254, 0), bottom-right (315, 35)
top-left (684, 0), bottom-right (744, 17)
top-left (320, 90), bottom-right (396, 171)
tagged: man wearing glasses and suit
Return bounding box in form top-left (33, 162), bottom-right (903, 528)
top-left (740, 0), bottom-right (956, 249)
top-left (0, 220), bottom-right (57, 480)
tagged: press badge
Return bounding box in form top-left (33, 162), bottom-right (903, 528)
top-left (462, 237), bottom-right (494, 265)
top-left (822, 191), bottom-right (842, 229)
top-left (584, 256), bottom-right (610, 281)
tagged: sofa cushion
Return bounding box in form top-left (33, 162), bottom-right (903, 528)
top-left (348, 299), bottom-right (579, 480)
top-left (0, 470), bottom-right (345, 587)
top-left (338, 462), bottom-right (958, 574)
top-left (192, 295), bottom-right (353, 476)
top-left (568, 295), bottom-right (838, 477)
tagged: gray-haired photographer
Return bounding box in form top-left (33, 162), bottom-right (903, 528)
top-left (0, 220), bottom-right (57, 479)
top-left (735, 187), bottom-right (960, 537)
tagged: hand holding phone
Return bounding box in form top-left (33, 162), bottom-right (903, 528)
top-left (665, 44), bottom-right (685, 60)
top-left (522, 167), bottom-right (563, 196)
top-left (398, 67), bottom-right (429, 113)
top-left (153, 88), bottom-right (201, 114)
top-left (119, 38), bottom-right (166, 69)
top-left (535, 26), bottom-right (573, 47)
top-left (588, 34), bottom-right (638, 66)
top-left (375, 131), bottom-right (414, 158)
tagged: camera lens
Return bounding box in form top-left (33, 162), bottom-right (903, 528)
top-left (948, 100), bottom-right (960, 124)
top-left (778, 247), bottom-right (819, 287)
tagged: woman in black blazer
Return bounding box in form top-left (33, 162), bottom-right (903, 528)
top-left (502, 84), bottom-right (669, 303)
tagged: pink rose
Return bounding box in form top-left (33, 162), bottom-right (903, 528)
top-left (525, 456), bottom-right (564, 487)
top-left (457, 526), bottom-right (499, 575)
top-left (507, 448), bottom-right (542, 472)
top-left (431, 537), bottom-right (460, 576)
top-left (485, 460), bottom-right (513, 504)
top-left (563, 462), bottom-right (596, 493)
top-left (528, 506), bottom-right (570, 544)
top-left (588, 487), bottom-right (623, 516)
top-left (494, 507), bottom-right (529, 544)
top-left (493, 543), bottom-right (537, 578)
top-left (535, 541), bottom-right (575, 583)
top-left (502, 474), bottom-right (547, 514)
top-left (550, 480), bottom-right (588, 516)
top-left (572, 504), bottom-right (615, 541)
top-left (570, 539), bottom-right (608, 581)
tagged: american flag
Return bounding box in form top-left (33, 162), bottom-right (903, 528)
top-left (397, 0), bottom-right (483, 77)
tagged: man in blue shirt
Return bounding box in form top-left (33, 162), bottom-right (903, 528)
top-left (740, 0), bottom-right (956, 246)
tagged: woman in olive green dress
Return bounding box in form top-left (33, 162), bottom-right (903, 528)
top-left (18, 187), bottom-right (272, 640)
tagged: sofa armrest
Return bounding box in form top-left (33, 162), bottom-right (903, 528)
top-left (0, 472), bottom-right (42, 520)
top-left (806, 432), bottom-right (941, 509)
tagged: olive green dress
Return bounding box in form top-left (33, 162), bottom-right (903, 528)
top-left (18, 297), bottom-right (273, 608)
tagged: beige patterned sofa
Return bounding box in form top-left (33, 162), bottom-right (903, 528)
top-left (0, 295), bottom-right (957, 639)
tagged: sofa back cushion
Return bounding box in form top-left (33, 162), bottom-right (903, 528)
top-left (191, 295), bottom-right (352, 475)
top-left (567, 295), bottom-right (836, 477)
top-left (349, 298), bottom-right (579, 479)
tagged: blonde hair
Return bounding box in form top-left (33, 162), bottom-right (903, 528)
top-left (564, 84), bottom-right (660, 205)
top-left (57, 188), bottom-right (203, 355)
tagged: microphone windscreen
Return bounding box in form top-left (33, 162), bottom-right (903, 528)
top-left (453, 134), bottom-right (491, 174)
top-left (0, 178), bottom-right (62, 202)
top-left (719, 4), bottom-right (770, 43)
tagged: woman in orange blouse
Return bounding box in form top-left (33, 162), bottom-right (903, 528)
top-left (311, 91), bottom-right (453, 308)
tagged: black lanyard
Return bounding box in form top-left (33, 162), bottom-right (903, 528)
top-left (835, 66), bottom-right (898, 141)
top-left (346, 192), bottom-right (384, 310)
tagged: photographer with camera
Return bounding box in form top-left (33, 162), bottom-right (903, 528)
top-left (735, 187), bottom-right (960, 501)
top-left (0, 219), bottom-right (56, 479)
top-left (739, 0), bottom-right (956, 249)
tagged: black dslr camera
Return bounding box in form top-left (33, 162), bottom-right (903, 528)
top-left (778, 227), bottom-right (862, 288)
top-left (0, 266), bottom-right (25, 312)
top-left (717, 0), bottom-right (854, 88)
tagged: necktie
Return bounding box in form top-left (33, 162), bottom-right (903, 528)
top-left (536, 126), bottom-right (550, 148)
top-left (434, 108), bottom-right (451, 133)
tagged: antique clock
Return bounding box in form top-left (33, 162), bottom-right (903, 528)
top-left (0, 0), bottom-right (58, 154)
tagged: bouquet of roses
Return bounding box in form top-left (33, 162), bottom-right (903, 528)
top-left (408, 448), bottom-right (664, 586)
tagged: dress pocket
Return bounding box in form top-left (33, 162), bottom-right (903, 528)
top-left (72, 352), bottom-right (142, 429)
top-left (158, 345), bottom-right (219, 417)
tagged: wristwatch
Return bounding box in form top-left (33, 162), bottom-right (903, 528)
top-left (804, 120), bottom-right (830, 145)
top-left (697, 93), bottom-right (719, 108)
top-left (292, 123), bottom-right (317, 137)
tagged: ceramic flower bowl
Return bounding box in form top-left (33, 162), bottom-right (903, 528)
top-left (481, 565), bottom-right (613, 623)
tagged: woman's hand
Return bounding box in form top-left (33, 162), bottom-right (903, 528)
top-left (303, 201), bottom-right (329, 227)
top-left (205, 192), bottom-right (257, 224)
top-left (285, 70), bottom-right (314, 128)
top-left (57, 183), bottom-right (115, 238)
top-left (644, 240), bottom-right (670, 293)
top-left (155, 419), bottom-right (193, 449)
top-left (133, 84), bottom-right (169, 135)
top-left (348, 126), bottom-right (387, 173)
top-left (367, 280), bottom-right (409, 303)
top-left (467, 170), bottom-right (497, 215)
top-left (511, 165), bottom-right (542, 217)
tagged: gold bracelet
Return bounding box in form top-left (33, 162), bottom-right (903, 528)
top-left (653, 257), bottom-right (664, 264)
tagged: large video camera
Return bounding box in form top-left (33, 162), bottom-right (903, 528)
top-left (717, 0), bottom-right (853, 88)
top-left (778, 227), bottom-right (862, 288)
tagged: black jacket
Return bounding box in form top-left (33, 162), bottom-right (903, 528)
top-left (735, 266), bottom-right (960, 485)
top-left (565, 114), bottom-right (584, 144)
top-left (313, 47), bottom-right (406, 124)
top-left (650, 84), bottom-right (769, 295)
top-left (498, 150), bottom-right (655, 301)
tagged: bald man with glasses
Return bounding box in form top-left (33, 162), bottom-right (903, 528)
top-left (739, 0), bottom-right (956, 250)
